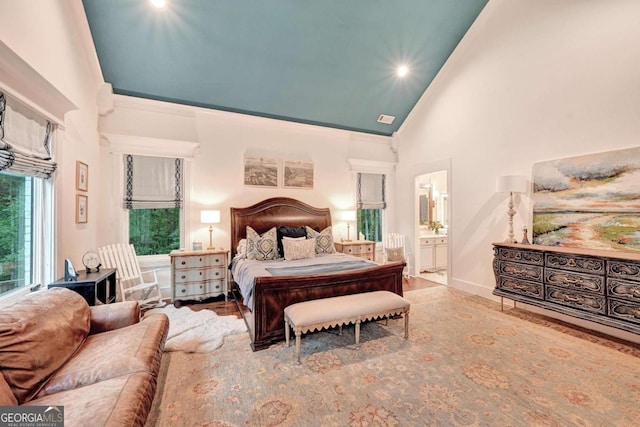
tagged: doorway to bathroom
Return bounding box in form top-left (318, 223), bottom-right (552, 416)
top-left (416, 170), bottom-right (448, 285)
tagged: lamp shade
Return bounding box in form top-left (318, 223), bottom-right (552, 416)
top-left (496, 175), bottom-right (527, 193)
top-left (340, 210), bottom-right (356, 222)
top-left (200, 209), bottom-right (221, 224)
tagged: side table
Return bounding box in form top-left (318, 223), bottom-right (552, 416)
top-left (48, 268), bottom-right (117, 306)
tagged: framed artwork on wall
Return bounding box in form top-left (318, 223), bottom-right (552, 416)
top-left (532, 146), bottom-right (640, 251)
top-left (76, 161), bottom-right (88, 192)
top-left (244, 155), bottom-right (279, 187)
top-left (76, 194), bottom-right (88, 224)
top-left (283, 160), bottom-right (314, 189)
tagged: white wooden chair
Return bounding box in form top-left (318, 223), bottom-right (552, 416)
top-left (383, 233), bottom-right (412, 279)
top-left (98, 243), bottom-right (165, 308)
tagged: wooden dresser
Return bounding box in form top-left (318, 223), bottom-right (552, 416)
top-left (493, 243), bottom-right (640, 334)
top-left (169, 249), bottom-right (228, 305)
top-left (334, 241), bottom-right (376, 261)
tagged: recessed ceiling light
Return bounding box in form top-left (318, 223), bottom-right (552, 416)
top-left (150, 0), bottom-right (166, 8)
top-left (397, 65), bottom-right (409, 78)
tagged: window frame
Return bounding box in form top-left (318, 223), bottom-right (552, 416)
top-left (115, 154), bottom-right (191, 262)
top-left (0, 169), bottom-right (54, 303)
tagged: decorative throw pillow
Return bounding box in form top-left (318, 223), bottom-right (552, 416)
top-left (282, 238), bottom-right (316, 261)
top-left (385, 247), bottom-right (405, 262)
top-left (276, 225), bottom-right (307, 257)
top-left (236, 238), bottom-right (247, 257)
top-left (305, 226), bottom-right (336, 254)
top-left (246, 226), bottom-right (278, 261)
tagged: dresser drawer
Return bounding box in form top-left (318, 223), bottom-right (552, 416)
top-left (174, 254), bottom-right (226, 269)
top-left (496, 247), bottom-right (543, 265)
top-left (420, 238), bottom-right (436, 246)
top-left (174, 267), bottom-right (225, 284)
top-left (545, 285), bottom-right (606, 315)
top-left (607, 260), bottom-right (640, 281)
top-left (175, 283), bottom-right (207, 298)
top-left (497, 261), bottom-right (543, 282)
top-left (544, 268), bottom-right (605, 294)
top-left (342, 244), bottom-right (374, 255)
top-left (545, 253), bottom-right (605, 275)
top-left (608, 298), bottom-right (640, 325)
top-left (208, 280), bottom-right (225, 295)
top-left (497, 276), bottom-right (544, 300)
top-left (607, 277), bottom-right (640, 303)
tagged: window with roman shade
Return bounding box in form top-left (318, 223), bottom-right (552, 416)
top-left (356, 172), bottom-right (386, 242)
top-left (357, 172), bottom-right (386, 209)
top-left (122, 154), bottom-right (183, 209)
top-left (0, 91), bottom-right (56, 179)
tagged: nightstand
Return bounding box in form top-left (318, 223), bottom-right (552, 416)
top-left (334, 241), bottom-right (376, 261)
top-left (169, 249), bottom-right (228, 305)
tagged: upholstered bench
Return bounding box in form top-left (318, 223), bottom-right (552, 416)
top-left (284, 290), bottom-right (410, 363)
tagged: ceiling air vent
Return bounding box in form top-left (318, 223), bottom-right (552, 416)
top-left (377, 114), bottom-right (395, 124)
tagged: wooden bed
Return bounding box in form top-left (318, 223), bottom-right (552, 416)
top-left (230, 197), bottom-right (405, 351)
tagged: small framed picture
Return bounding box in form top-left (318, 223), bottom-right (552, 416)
top-left (76, 194), bottom-right (88, 224)
top-left (76, 161), bottom-right (88, 192)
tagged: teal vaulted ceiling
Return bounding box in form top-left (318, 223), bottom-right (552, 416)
top-left (82, 0), bottom-right (488, 136)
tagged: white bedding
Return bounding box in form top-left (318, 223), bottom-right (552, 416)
top-left (231, 253), bottom-right (376, 311)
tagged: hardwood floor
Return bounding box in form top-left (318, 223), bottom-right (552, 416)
top-left (179, 276), bottom-right (442, 318)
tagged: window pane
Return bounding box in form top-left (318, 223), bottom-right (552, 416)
top-left (0, 173), bottom-right (33, 296)
top-left (357, 209), bottom-right (382, 242)
top-left (129, 208), bottom-right (180, 255)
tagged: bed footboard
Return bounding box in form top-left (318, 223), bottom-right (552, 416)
top-left (250, 262), bottom-right (404, 351)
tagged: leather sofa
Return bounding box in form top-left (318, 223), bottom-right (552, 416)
top-left (0, 287), bottom-right (169, 427)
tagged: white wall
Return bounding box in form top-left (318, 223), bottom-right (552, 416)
top-left (98, 97), bottom-right (397, 253)
top-left (394, 0), bottom-right (640, 341)
top-left (0, 1), bottom-right (102, 280)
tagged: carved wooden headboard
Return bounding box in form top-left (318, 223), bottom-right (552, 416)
top-left (230, 197), bottom-right (332, 258)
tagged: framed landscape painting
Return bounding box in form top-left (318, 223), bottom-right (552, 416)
top-left (532, 146), bottom-right (640, 252)
top-left (244, 156), bottom-right (278, 187)
top-left (283, 160), bottom-right (313, 189)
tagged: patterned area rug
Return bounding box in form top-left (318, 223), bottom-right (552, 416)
top-left (146, 287), bottom-right (640, 426)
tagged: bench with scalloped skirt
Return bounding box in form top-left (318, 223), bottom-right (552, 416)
top-left (284, 290), bottom-right (410, 364)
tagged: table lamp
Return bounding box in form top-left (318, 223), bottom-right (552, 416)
top-left (340, 210), bottom-right (357, 242)
top-left (200, 209), bottom-right (221, 249)
top-left (496, 176), bottom-right (527, 243)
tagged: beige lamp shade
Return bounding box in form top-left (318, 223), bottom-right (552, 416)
top-left (200, 210), bottom-right (221, 224)
top-left (340, 210), bottom-right (357, 222)
top-left (496, 175), bottom-right (527, 193)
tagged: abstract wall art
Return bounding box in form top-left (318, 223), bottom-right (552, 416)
top-left (532, 146), bottom-right (640, 251)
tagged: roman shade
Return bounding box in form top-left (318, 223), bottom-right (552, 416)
top-left (357, 173), bottom-right (386, 209)
top-left (0, 92), bottom-right (57, 179)
top-left (122, 154), bottom-right (183, 209)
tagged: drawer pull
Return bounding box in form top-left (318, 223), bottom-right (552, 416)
top-left (199, 272), bottom-right (203, 276)
top-left (181, 289), bottom-right (186, 293)
top-left (181, 275), bottom-right (186, 279)
top-left (181, 261), bottom-right (186, 265)
top-left (199, 285), bottom-right (203, 289)
top-left (199, 258), bottom-right (202, 262)
top-left (215, 258), bottom-right (220, 263)
top-left (215, 272), bottom-right (220, 276)
top-left (563, 294), bottom-right (582, 302)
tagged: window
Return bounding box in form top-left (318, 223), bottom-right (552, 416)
top-left (129, 208), bottom-right (180, 255)
top-left (0, 173), bottom-right (33, 296)
top-left (0, 91), bottom-right (55, 299)
top-left (356, 173), bottom-right (386, 242)
top-left (123, 154), bottom-right (183, 255)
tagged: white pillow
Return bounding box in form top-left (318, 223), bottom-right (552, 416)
top-left (282, 238), bottom-right (316, 261)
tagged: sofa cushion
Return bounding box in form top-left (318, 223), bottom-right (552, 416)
top-left (37, 313), bottom-right (168, 397)
top-left (0, 288), bottom-right (90, 403)
top-left (0, 373), bottom-right (18, 406)
top-left (26, 372), bottom-right (156, 427)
